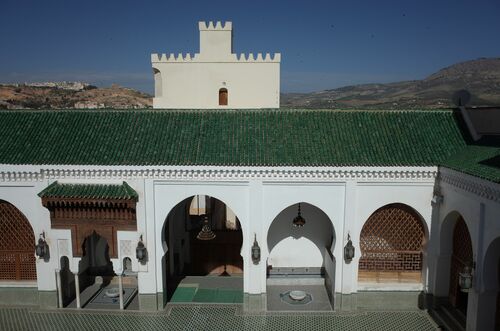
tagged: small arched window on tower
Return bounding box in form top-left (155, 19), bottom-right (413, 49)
top-left (219, 88), bottom-right (228, 106)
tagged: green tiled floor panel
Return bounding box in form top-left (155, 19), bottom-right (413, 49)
top-left (0, 306), bottom-right (438, 331)
top-left (170, 287), bottom-right (197, 303)
top-left (171, 287), bottom-right (244, 303)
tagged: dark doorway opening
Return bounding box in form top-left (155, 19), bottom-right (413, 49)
top-left (162, 195), bottom-right (243, 306)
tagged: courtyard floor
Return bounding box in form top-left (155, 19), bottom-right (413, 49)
top-left (0, 305), bottom-right (439, 331)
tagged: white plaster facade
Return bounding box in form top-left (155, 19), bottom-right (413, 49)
top-left (1, 163), bottom-right (499, 330)
top-left (151, 22), bottom-right (280, 109)
top-left (427, 167), bottom-right (500, 331)
top-left (0, 165), bottom-right (436, 296)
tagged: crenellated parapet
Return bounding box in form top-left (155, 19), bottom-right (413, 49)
top-left (151, 53), bottom-right (194, 62)
top-left (198, 21), bottom-right (232, 31)
top-left (151, 52), bottom-right (280, 63)
top-left (237, 53), bottom-right (281, 62)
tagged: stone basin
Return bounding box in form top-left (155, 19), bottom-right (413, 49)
top-left (289, 290), bottom-right (307, 301)
top-left (104, 288), bottom-right (123, 298)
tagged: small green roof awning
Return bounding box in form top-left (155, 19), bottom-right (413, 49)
top-left (38, 181), bottom-right (138, 200)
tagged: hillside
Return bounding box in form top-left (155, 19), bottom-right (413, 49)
top-left (281, 58), bottom-right (500, 109)
top-left (0, 83), bottom-right (152, 109)
top-left (1, 58), bottom-right (499, 110)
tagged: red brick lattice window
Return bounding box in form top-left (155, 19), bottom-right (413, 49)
top-left (0, 200), bottom-right (37, 280)
top-left (359, 204), bottom-right (425, 271)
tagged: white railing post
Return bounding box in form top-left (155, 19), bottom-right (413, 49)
top-left (55, 269), bottom-right (63, 308)
top-left (118, 275), bottom-right (124, 310)
top-left (74, 272), bottom-right (81, 309)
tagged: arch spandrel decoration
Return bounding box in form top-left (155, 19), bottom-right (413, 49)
top-left (359, 203), bottom-right (425, 272)
top-left (0, 200), bottom-right (37, 280)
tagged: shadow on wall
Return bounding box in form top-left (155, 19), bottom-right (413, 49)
top-left (60, 256), bottom-right (75, 307)
top-left (267, 202), bottom-right (334, 268)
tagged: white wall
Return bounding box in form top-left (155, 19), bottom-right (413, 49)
top-left (429, 168), bottom-right (500, 331)
top-left (152, 21), bottom-right (280, 109)
top-left (152, 60), bottom-right (280, 109)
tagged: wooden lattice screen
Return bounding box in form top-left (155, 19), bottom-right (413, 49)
top-left (359, 204), bottom-right (425, 271)
top-left (0, 200), bottom-right (37, 280)
top-left (448, 216), bottom-right (473, 308)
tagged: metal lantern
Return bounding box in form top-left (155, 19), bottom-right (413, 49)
top-left (35, 232), bottom-right (49, 259)
top-left (458, 265), bottom-right (473, 292)
top-left (251, 234), bottom-right (261, 265)
top-left (292, 203), bottom-right (306, 227)
top-left (196, 216), bottom-right (216, 240)
top-left (136, 235), bottom-right (148, 263)
top-left (344, 234), bottom-right (355, 262)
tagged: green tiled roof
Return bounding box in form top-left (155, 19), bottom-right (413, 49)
top-left (0, 109), bottom-right (470, 167)
top-left (440, 144), bottom-right (500, 183)
top-left (38, 181), bottom-right (138, 200)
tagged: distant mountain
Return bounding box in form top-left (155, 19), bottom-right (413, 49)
top-left (2, 58), bottom-right (499, 110)
top-left (281, 58), bottom-right (500, 109)
top-left (0, 83), bottom-right (152, 109)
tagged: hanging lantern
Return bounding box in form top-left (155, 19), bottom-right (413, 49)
top-left (344, 234), bottom-right (355, 262)
top-left (458, 265), bottom-right (473, 292)
top-left (197, 216), bottom-right (216, 240)
top-left (251, 234), bottom-right (261, 264)
top-left (292, 203), bottom-right (306, 227)
top-left (136, 235), bottom-right (148, 263)
top-left (35, 232), bottom-right (49, 259)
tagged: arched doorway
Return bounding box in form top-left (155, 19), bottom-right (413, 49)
top-left (358, 203), bottom-right (426, 287)
top-left (483, 237), bottom-right (500, 330)
top-left (162, 195), bottom-right (243, 305)
top-left (266, 202), bottom-right (335, 311)
top-left (219, 88), bottom-right (228, 105)
top-left (448, 216), bottom-right (473, 314)
top-left (153, 68), bottom-right (162, 97)
top-left (0, 200), bottom-right (36, 281)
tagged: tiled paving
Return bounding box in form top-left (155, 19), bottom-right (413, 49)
top-left (0, 305), bottom-right (438, 331)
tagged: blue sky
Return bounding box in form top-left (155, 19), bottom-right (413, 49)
top-left (1, 0), bottom-right (499, 93)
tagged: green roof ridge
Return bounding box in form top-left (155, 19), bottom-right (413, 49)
top-left (38, 181), bottom-right (138, 200)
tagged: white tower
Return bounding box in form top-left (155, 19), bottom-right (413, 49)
top-left (151, 21), bottom-right (281, 109)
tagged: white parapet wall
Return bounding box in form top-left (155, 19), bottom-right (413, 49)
top-left (151, 21), bottom-right (280, 109)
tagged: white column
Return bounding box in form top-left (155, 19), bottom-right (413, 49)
top-left (341, 180), bottom-right (357, 294)
top-left (55, 269), bottom-right (62, 308)
top-left (74, 273), bottom-right (80, 309)
top-left (248, 179), bottom-right (264, 294)
top-left (118, 275), bottom-right (124, 310)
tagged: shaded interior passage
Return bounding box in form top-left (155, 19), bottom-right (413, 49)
top-left (163, 195), bottom-right (243, 305)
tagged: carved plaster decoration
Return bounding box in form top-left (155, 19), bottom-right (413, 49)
top-left (120, 240), bottom-right (132, 257)
top-left (0, 166), bottom-right (438, 182)
top-left (58, 239), bottom-right (70, 257)
top-left (439, 168), bottom-right (500, 203)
